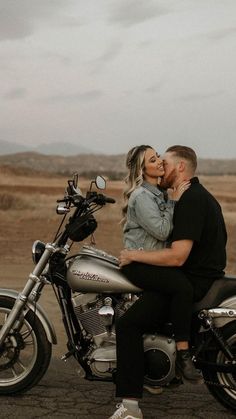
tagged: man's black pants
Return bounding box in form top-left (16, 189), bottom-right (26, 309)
top-left (115, 262), bottom-right (193, 398)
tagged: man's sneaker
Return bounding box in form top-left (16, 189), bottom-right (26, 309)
top-left (108, 403), bottom-right (143, 419)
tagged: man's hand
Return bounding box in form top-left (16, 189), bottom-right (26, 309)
top-left (119, 249), bottom-right (136, 267)
top-left (119, 240), bottom-right (193, 267)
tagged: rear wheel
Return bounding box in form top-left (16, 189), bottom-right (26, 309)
top-left (0, 296), bottom-right (52, 394)
top-left (202, 321), bottom-right (236, 412)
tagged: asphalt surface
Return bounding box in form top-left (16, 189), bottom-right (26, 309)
top-left (0, 357), bottom-right (235, 419)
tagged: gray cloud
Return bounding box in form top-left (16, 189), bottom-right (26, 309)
top-left (57, 15), bottom-right (87, 28)
top-left (0, 0), bottom-right (73, 41)
top-left (206, 26), bottom-right (236, 41)
top-left (46, 89), bottom-right (103, 104)
top-left (97, 42), bottom-right (123, 63)
top-left (109, 0), bottom-right (169, 27)
top-left (138, 40), bottom-right (156, 48)
top-left (145, 82), bottom-right (165, 94)
top-left (178, 91), bottom-right (224, 102)
top-left (4, 88), bottom-right (27, 100)
top-left (89, 41), bottom-right (123, 75)
top-left (42, 51), bottom-right (72, 66)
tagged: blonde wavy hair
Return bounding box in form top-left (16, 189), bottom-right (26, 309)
top-left (121, 145), bottom-right (153, 224)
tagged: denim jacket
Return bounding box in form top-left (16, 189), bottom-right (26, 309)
top-left (123, 182), bottom-right (175, 250)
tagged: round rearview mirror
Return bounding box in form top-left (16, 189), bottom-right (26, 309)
top-left (95, 175), bottom-right (106, 190)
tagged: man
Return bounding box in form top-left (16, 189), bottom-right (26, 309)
top-left (109, 145), bottom-right (227, 419)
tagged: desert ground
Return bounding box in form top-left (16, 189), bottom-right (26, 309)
top-left (0, 169), bottom-right (236, 357)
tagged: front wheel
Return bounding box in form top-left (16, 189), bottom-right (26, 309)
top-left (202, 321), bottom-right (236, 412)
top-left (0, 296), bottom-right (52, 394)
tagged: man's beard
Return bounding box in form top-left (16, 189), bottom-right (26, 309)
top-left (160, 168), bottom-right (178, 189)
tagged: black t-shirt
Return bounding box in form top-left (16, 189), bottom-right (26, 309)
top-left (171, 177), bottom-right (227, 284)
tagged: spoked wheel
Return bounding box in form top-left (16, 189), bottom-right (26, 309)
top-left (0, 296), bottom-right (52, 394)
top-left (202, 321), bottom-right (236, 412)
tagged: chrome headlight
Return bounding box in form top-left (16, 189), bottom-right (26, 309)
top-left (32, 240), bottom-right (46, 264)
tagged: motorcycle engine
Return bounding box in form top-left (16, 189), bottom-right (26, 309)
top-left (71, 292), bottom-right (176, 384)
top-left (71, 292), bottom-right (126, 377)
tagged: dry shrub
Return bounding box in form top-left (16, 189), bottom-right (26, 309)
top-left (0, 193), bottom-right (32, 211)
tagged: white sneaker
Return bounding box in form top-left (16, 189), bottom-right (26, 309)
top-left (108, 403), bottom-right (143, 419)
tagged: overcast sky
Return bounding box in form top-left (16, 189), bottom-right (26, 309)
top-left (0, 0), bottom-right (236, 157)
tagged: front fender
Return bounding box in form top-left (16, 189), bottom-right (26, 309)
top-left (0, 288), bottom-right (57, 344)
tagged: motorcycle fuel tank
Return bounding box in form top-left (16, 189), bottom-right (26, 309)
top-left (66, 246), bottom-right (141, 293)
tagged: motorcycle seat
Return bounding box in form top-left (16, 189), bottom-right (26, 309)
top-left (193, 275), bottom-right (236, 312)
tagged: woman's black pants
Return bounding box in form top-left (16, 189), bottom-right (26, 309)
top-left (115, 262), bottom-right (193, 398)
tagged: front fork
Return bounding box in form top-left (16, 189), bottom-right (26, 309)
top-left (0, 244), bottom-right (55, 346)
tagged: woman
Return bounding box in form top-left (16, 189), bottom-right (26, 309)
top-left (109, 145), bottom-right (202, 419)
top-left (122, 144), bottom-right (185, 250)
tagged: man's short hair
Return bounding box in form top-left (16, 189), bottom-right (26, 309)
top-left (166, 145), bottom-right (197, 171)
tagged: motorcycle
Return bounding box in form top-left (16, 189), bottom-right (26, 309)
top-left (1, 174), bottom-right (236, 413)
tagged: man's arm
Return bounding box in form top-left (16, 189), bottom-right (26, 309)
top-left (119, 240), bottom-right (194, 267)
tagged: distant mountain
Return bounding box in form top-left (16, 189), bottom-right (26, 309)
top-left (0, 140), bottom-right (94, 156)
top-left (35, 142), bottom-right (93, 156)
top-left (0, 151), bottom-right (126, 178)
top-left (0, 151), bottom-right (236, 177)
top-left (0, 140), bottom-right (29, 155)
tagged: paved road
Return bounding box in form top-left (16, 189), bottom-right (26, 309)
top-left (0, 357), bottom-right (235, 419)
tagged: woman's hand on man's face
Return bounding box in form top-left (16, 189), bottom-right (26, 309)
top-left (168, 180), bottom-right (191, 201)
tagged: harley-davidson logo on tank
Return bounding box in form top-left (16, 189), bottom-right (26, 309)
top-left (71, 270), bottom-right (109, 284)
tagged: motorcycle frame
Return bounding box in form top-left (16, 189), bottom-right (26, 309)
top-left (194, 310), bottom-right (236, 371)
top-left (52, 278), bottom-right (116, 381)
